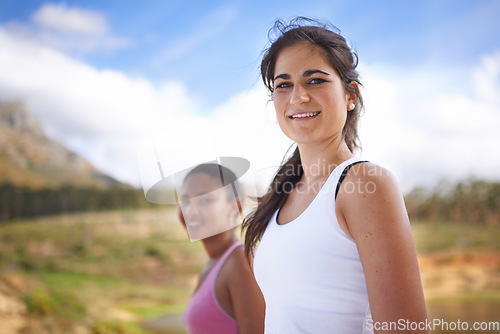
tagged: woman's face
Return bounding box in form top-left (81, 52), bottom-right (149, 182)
top-left (272, 43), bottom-right (354, 145)
top-left (179, 173), bottom-right (239, 240)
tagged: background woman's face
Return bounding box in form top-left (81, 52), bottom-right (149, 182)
top-left (179, 173), bottom-right (239, 240)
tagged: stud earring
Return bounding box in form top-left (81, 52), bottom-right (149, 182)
top-left (349, 103), bottom-right (355, 111)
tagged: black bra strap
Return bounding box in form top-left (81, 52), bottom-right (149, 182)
top-left (335, 161), bottom-right (369, 199)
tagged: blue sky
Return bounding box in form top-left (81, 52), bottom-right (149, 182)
top-left (2, 0), bottom-right (498, 109)
top-left (0, 0), bottom-right (499, 191)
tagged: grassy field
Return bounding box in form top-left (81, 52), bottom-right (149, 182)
top-left (0, 209), bottom-right (499, 333)
top-left (412, 221), bottom-right (500, 254)
top-left (0, 207), bottom-right (207, 334)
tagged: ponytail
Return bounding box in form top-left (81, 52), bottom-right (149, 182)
top-left (242, 146), bottom-right (302, 259)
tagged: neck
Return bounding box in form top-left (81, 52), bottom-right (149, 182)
top-left (201, 230), bottom-right (238, 259)
top-left (297, 137), bottom-right (353, 182)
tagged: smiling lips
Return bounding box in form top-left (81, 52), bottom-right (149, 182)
top-left (289, 111), bottom-right (321, 119)
top-left (186, 220), bottom-right (204, 228)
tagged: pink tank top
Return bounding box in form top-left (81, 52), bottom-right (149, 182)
top-left (183, 242), bottom-right (241, 334)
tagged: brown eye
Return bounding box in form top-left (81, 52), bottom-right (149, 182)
top-left (199, 197), bottom-right (211, 205)
top-left (275, 82), bottom-right (292, 89)
top-left (309, 78), bottom-right (327, 84)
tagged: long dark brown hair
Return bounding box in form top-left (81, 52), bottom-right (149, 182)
top-left (242, 17), bottom-right (364, 259)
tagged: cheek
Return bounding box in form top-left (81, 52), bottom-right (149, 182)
top-left (216, 201), bottom-right (234, 218)
top-left (273, 97), bottom-right (290, 129)
top-left (273, 94), bottom-right (287, 113)
top-left (202, 205), bottom-right (216, 218)
top-left (207, 201), bottom-right (225, 216)
top-left (322, 92), bottom-right (347, 113)
top-left (178, 208), bottom-right (186, 226)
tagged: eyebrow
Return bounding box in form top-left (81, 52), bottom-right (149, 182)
top-left (180, 192), bottom-right (211, 200)
top-left (273, 69), bottom-right (330, 81)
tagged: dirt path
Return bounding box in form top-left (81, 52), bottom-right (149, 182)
top-left (140, 314), bottom-right (186, 334)
top-left (418, 251), bottom-right (500, 300)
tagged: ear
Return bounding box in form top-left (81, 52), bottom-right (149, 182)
top-left (346, 81), bottom-right (359, 107)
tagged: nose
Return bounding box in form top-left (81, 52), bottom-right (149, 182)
top-left (181, 202), bottom-right (199, 218)
top-left (290, 84), bottom-right (310, 105)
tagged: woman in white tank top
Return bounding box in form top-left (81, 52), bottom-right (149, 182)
top-left (242, 17), bottom-right (428, 334)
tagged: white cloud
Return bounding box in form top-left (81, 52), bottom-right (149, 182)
top-left (0, 26), bottom-right (289, 188)
top-left (359, 54), bottom-right (500, 192)
top-left (473, 51), bottom-right (500, 106)
top-left (137, 85), bottom-right (292, 191)
top-left (32, 3), bottom-right (108, 35)
top-left (3, 2), bottom-right (130, 54)
top-left (0, 27), bottom-right (181, 183)
top-left (1, 10), bottom-right (499, 192)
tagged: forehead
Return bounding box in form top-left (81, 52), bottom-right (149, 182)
top-left (274, 43), bottom-right (333, 75)
top-left (181, 173), bottom-right (224, 196)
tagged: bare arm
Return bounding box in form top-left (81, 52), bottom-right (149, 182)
top-left (337, 163), bottom-right (428, 334)
top-left (225, 246), bottom-right (265, 334)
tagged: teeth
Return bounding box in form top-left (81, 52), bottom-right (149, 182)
top-left (186, 221), bottom-right (203, 227)
top-left (290, 111), bottom-right (320, 119)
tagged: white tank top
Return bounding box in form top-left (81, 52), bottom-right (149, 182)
top-left (254, 157), bottom-right (373, 334)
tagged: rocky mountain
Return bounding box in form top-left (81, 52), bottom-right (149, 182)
top-left (0, 100), bottom-right (124, 188)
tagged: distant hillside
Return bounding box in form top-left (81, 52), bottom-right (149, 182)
top-left (0, 100), bottom-right (125, 189)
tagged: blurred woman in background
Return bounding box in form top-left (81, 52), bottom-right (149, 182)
top-left (179, 163), bottom-right (264, 334)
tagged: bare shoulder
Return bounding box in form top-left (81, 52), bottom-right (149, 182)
top-left (338, 163), bottom-right (428, 331)
top-left (344, 162), bottom-right (397, 189)
top-left (339, 162), bottom-right (402, 205)
top-left (221, 244), bottom-right (265, 326)
top-left (337, 162), bottom-right (408, 239)
top-left (220, 245), bottom-right (251, 279)
top-left (224, 245), bottom-right (245, 265)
